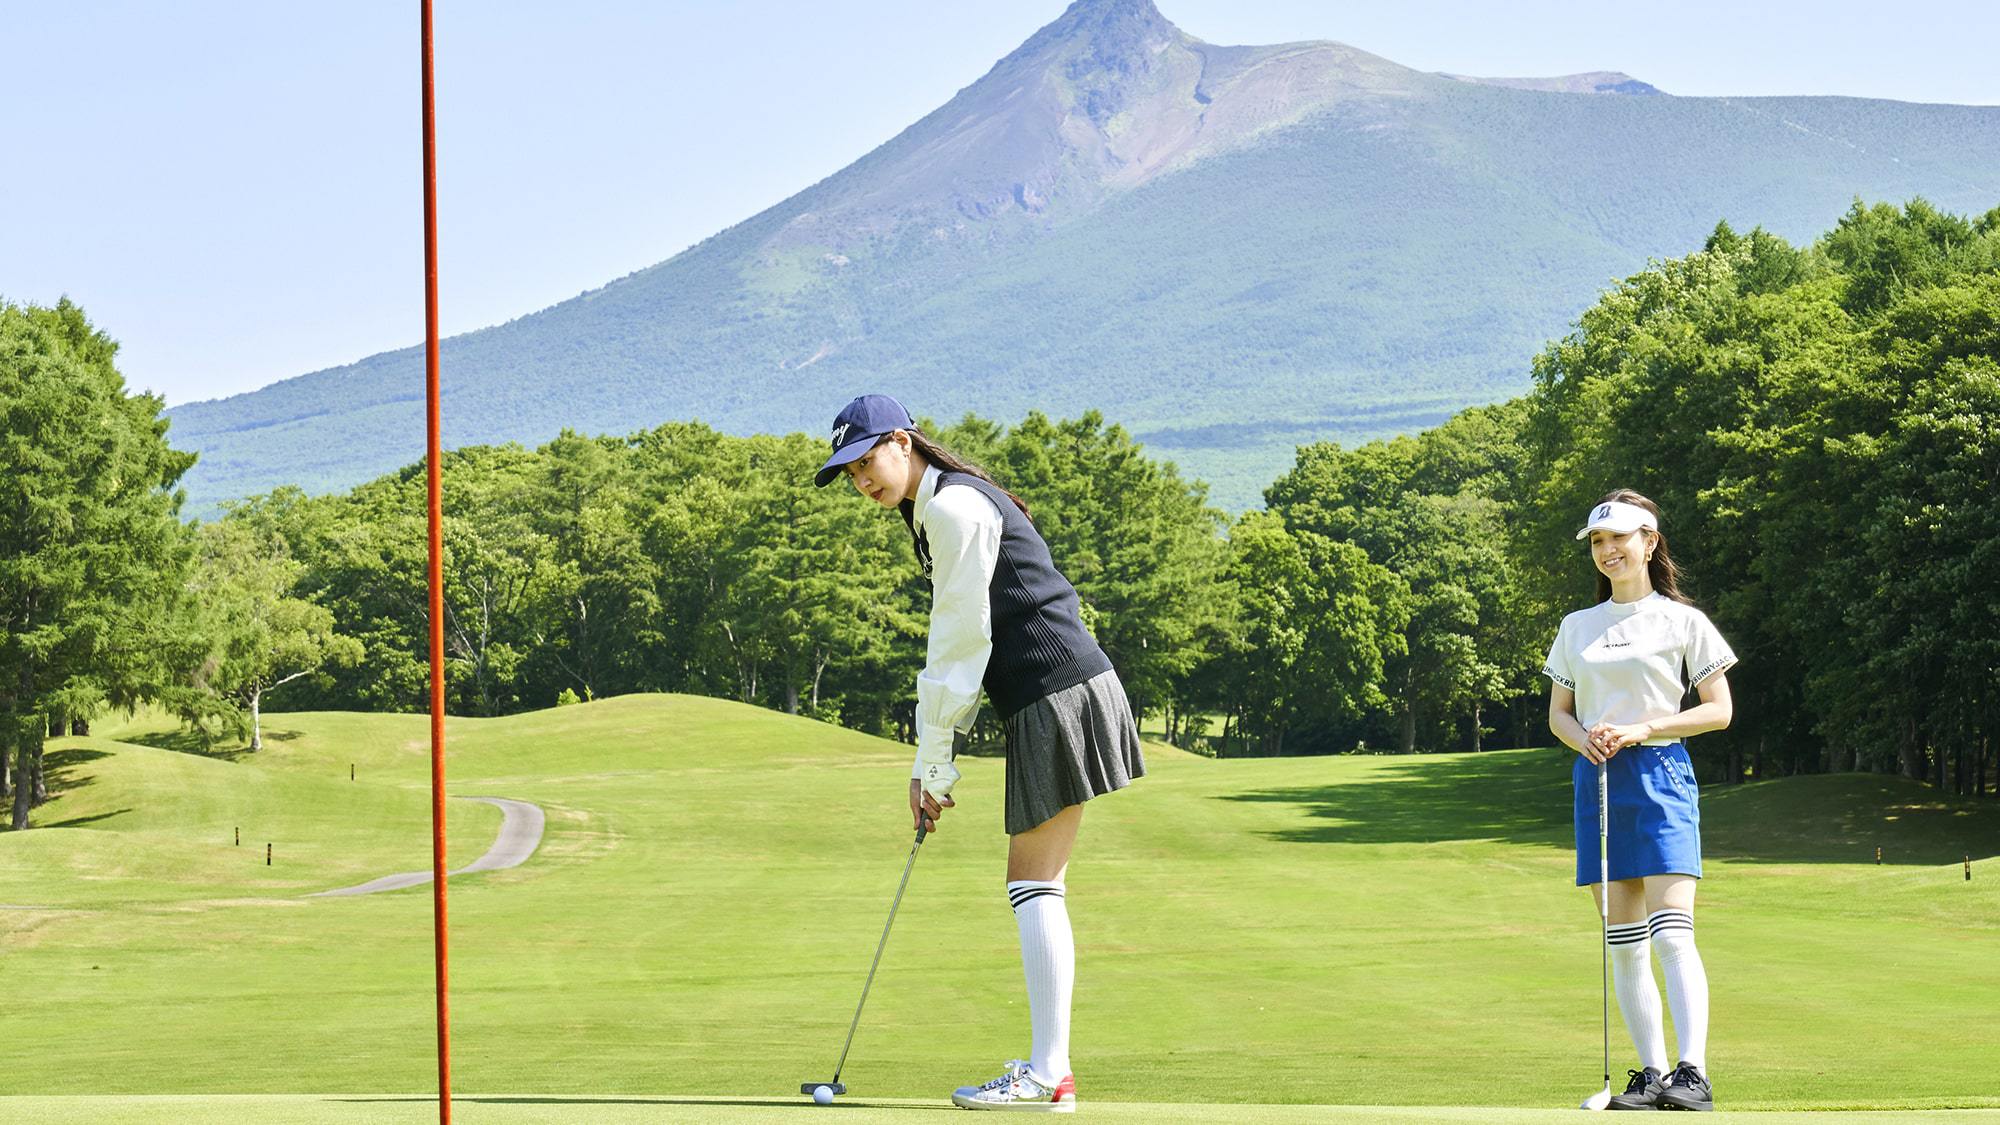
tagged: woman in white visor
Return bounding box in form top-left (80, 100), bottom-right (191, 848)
top-left (1544, 489), bottom-right (1738, 1111)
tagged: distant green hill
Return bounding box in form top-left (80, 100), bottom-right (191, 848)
top-left (164, 0), bottom-right (2000, 512)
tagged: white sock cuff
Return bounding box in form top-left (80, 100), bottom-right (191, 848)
top-left (1007, 879), bottom-right (1065, 912)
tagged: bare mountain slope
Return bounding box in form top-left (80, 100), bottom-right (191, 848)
top-left (166, 0), bottom-right (2000, 511)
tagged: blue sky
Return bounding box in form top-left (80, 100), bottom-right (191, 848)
top-left (5, 0), bottom-right (1997, 407)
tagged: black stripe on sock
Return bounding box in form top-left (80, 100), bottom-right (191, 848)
top-left (1647, 913), bottom-right (1694, 936)
top-left (1009, 888), bottom-right (1063, 910)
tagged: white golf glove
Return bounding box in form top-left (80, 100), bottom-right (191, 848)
top-left (912, 731), bottom-right (962, 801)
top-left (916, 758), bottom-right (960, 801)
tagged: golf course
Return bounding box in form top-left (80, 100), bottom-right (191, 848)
top-left (3, 695), bottom-right (1996, 1121)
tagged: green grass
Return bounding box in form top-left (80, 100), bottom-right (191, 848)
top-left (5, 1095), bottom-right (1999, 1124)
top-left (3, 695), bottom-right (1997, 1114)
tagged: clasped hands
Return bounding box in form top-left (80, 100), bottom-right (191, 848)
top-left (1579, 719), bottom-right (1654, 764)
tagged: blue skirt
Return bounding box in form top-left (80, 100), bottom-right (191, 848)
top-left (1573, 742), bottom-right (1702, 886)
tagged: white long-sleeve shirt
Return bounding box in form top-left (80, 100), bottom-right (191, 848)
top-left (910, 465), bottom-right (1003, 778)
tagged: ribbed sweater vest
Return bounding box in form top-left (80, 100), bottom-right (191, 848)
top-left (917, 473), bottom-right (1111, 718)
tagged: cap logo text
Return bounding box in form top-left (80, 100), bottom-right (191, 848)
top-left (831, 422), bottom-right (851, 446)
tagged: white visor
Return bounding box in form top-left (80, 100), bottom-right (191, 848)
top-left (1575, 500), bottom-right (1658, 540)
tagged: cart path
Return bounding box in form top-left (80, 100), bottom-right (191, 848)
top-left (310, 796), bottom-right (545, 897)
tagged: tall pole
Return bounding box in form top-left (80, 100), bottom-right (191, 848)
top-left (420, 1), bottom-right (452, 1122)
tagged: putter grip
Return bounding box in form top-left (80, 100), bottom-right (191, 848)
top-left (915, 821), bottom-right (928, 845)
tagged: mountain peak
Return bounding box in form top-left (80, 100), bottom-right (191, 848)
top-left (1008, 0), bottom-right (1185, 125)
top-left (1045, 0), bottom-right (1175, 37)
top-left (776, 0), bottom-right (1431, 240)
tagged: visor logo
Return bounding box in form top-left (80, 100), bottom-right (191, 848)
top-left (1595, 503), bottom-right (1612, 521)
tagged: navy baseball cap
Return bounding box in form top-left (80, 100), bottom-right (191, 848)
top-left (814, 394), bottom-right (916, 487)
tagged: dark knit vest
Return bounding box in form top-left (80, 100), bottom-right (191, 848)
top-left (913, 473), bottom-right (1112, 719)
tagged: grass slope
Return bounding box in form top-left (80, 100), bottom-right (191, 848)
top-left (3, 696), bottom-right (1996, 1113)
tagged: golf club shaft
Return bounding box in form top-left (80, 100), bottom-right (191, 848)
top-left (831, 824), bottom-right (927, 1084)
top-left (1599, 760), bottom-right (1610, 1091)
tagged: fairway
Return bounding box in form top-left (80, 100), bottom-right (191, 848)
top-left (3, 695), bottom-right (1996, 1116)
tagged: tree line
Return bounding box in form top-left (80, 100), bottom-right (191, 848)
top-left (3, 198), bottom-right (1993, 831)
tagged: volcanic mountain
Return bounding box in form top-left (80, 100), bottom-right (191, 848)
top-left (167, 0), bottom-right (2000, 510)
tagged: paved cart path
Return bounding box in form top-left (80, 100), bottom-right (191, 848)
top-left (310, 796), bottom-right (545, 897)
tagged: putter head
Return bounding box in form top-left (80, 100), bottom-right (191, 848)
top-left (1580, 1084), bottom-right (1612, 1110)
top-left (800, 1082), bottom-right (847, 1096)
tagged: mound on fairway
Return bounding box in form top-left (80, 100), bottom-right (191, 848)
top-left (2, 695), bottom-right (1995, 1112)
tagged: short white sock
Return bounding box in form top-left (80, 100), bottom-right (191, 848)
top-left (1649, 909), bottom-right (1708, 1070)
top-left (1608, 920), bottom-right (1669, 1073)
top-left (1008, 880), bottom-right (1073, 1083)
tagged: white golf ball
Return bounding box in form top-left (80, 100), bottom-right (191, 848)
top-left (812, 1085), bottom-right (835, 1105)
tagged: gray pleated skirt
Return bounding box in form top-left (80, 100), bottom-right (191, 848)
top-left (1003, 668), bottom-right (1146, 835)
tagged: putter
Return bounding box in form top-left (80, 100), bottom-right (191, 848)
top-left (801, 819), bottom-right (930, 1100)
top-left (1581, 759), bottom-right (1612, 1111)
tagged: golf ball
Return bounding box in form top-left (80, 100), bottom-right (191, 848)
top-left (812, 1085), bottom-right (835, 1105)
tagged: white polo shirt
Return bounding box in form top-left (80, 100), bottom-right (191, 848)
top-left (1543, 593), bottom-right (1738, 739)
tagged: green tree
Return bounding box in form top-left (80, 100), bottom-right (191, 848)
top-left (983, 411), bottom-right (1229, 725)
top-left (186, 520), bottom-right (362, 749)
top-left (1268, 401), bottom-right (1537, 753)
top-left (0, 300), bottom-right (196, 828)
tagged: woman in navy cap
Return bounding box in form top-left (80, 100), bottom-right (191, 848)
top-left (815, 393), bottom-right (1145, 1113)
top-left (1544, 489), bottom-right (1737, 1112)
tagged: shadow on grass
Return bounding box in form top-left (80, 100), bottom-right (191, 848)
top-left (118, 727), bottom-right (268, 761)
top-left (43, 808), bottom-right (133, 828)
top-left (1701, 773), bottom-right (2000, 866)
top-left (42, 747), bottom-right (110, 797)
top-left (1219, 747), bottom-right (2000, 865)
top-left (1220, 747), bottom-right (1573, 849)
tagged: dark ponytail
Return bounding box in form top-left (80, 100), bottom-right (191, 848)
top-left (1591, 488), bottom-right (1690, 605)
top-left (886, 429), bottom-right (1031, 575)
top-left (907, 429), bottom-right (1029, 517)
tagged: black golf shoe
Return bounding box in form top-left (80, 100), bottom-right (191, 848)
top-left (1657, 1062), bottom-right (1714, 1111)
top-left (1607, 1067), bottom-right (1667, 1110)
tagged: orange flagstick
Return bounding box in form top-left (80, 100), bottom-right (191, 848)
top-left (420, 1), bottom-right (452, 1122)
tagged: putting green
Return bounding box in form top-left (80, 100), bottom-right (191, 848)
top-left (3, 695), bottom-right (1995, 1112)
top-left (2, 1095), bottom-right (1997, 1123)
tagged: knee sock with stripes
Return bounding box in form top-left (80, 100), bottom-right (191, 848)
top-left (1607, 920), bottom-right (1670, 1073)
top-left (1008, 879), bottom-right (1074, 1084)
top-left (1648, 908), bottom-right (1708, 1071)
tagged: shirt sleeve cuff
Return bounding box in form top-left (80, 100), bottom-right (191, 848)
top-left (1689, 655), bottom-right (1737, 687)
top-left (915, 725), bottom-right (957, 770)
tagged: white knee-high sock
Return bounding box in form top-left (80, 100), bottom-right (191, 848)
top-left (1008, 879), bottom-right (1073, 1083)
top-left (1649, 908), bottom-right (1708, 1070)
top-left (1608, 920), bottom-right (1670, 1073)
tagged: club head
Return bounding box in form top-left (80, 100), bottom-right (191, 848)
top-left (800, 1082), bottom-right (847, 1096)
top-left (1580, 1085), bottom-right (1612, 1111)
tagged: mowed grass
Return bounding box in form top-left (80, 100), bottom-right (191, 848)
top-left (6, 1095), bottom-right (2000, 1124)
top-left (2, 695), bottom-right (1996, 1115)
